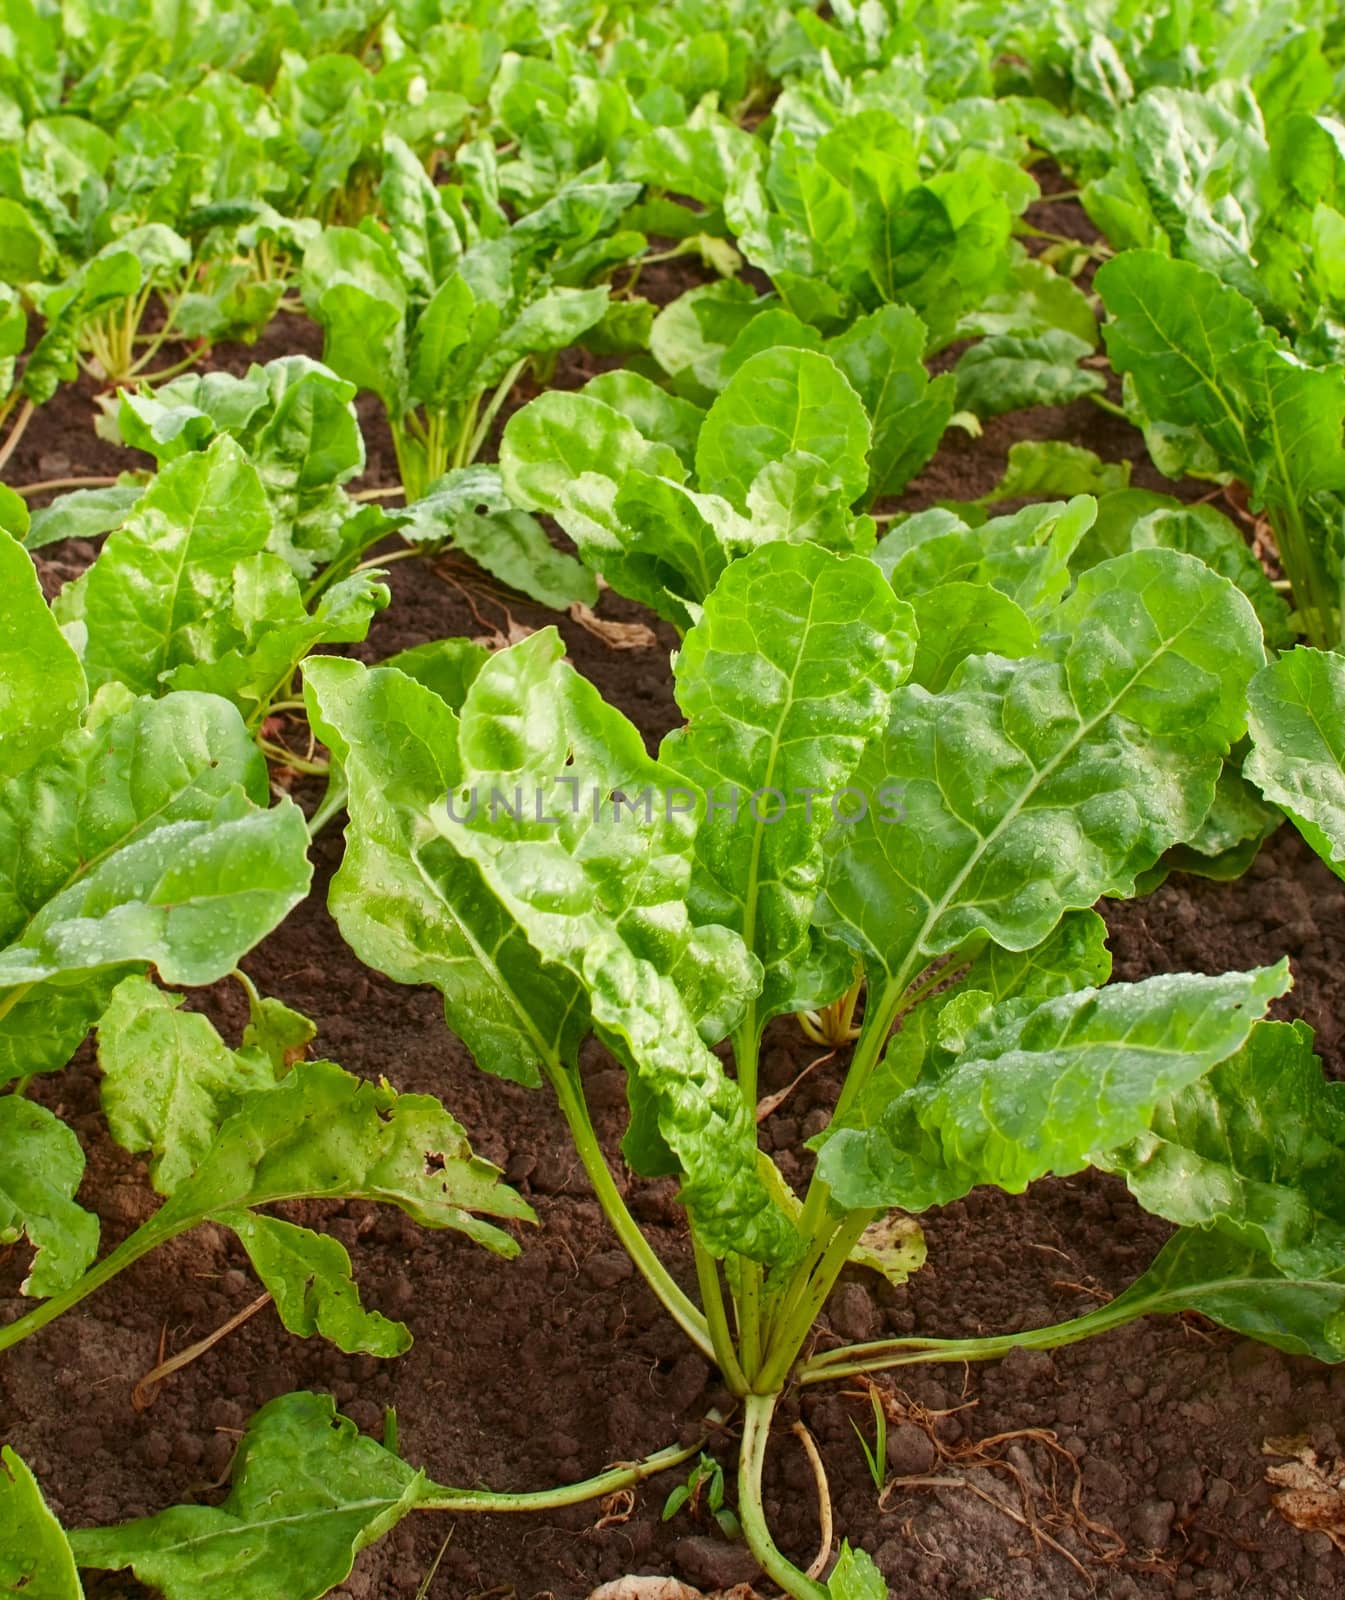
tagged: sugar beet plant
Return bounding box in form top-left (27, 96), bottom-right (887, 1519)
top-left (305, 526), bottom-right (1345, 1596)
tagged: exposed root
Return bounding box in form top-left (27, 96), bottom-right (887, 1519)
top-left (132, 1292), bottom-right (272, 1410)
top-left (594, 1487), bottom-right (636, 1531)
top-left (789, 1420), bottom-right (833, 1579)
top-left (869, 1384), bottom-right (1127, 1585)
top-left (755, 1048), bottom-right (836, 1122)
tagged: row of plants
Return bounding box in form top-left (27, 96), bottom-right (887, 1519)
top-left (3, 0), bottom-right (1345, 1596)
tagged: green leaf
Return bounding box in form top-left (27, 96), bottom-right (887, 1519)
top-left (0, 1096), bottom-right (99, 1296)
top-left (54, 436), bottom-right (273, 698)
top-left (379, 133), bottom-right (461, 300)
top-left (1102, 1020), bottom-right (1345, 1279)
top-left (222, 1212), bottom-right (412, 1357)
top-left (959, 256), bottom-right (1099, 347)
top-left (301, 227), bottom-right (408, 417)
top-left (403, 467), bottom-right (596, 610)
top-left (662, 542), bottom-right (915, 1029)
top-left (0, 527), bottom-right (86, 779)
top-left (429, 634), bottom-right (791, 1262)
top-left (0, 1448), bottom-right (83, 1600)
top-left (909, 582), bottom-right (1038, 692)
top-left (96, 974), bottom-right (276, 1196)
top-left (479, 283), bottom-right (609, 388)
top-left (581, 370), bottom-right (705, 469)
top-left (1100, 1227), bottom-right (1345, 1361)
top-left (1096, 250), bottom-right (1345, 639)
top-left (827, 306), bottom-right (954, 500)
top-left (498, 387), bottom-right (686, 552)
top-left (310, 640), bottom-right (792, 1263)
top-left (827, 1542), bottom-right (888, 1600)
top-left (1083, 498), bottom-right (1295, 651)
top-left (71, 1392), bottom-right (426, 1599)
top-left (818, 550), bottom-right (1266, 990)
top-left (304, 655), bottom-right (585, 1091)
top-left (954, 330), bottom-right (1106, 418)
top-left (162, 559), bottom-right (390, 720)
top-left (1246, 647), bottom-right (1345, 877)
top-left (23, 483), bottom-right (145, 552)
top-left (877, 497), bottom-right (1094, 621)
top-left (818, 963), bottom-right (1290, 1211)
top-left (975, 441), bottom-right (1131, 509)
top-left (0, 691), bottom-right (312, 1082)
top-left (158, 1059), bottom-right (533, 1257)
top-left (695, 348), bottom-right (870, 514)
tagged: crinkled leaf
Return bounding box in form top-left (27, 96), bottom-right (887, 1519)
top-left (819, 550), bottom-right (1265, 988)
top-left (96, 974), bottom-right (276, 1196)
top-left (1103, 1020), bottom-right (1345, 1279)
top-left (0, 691), bottom-right (312, 1082)
top-left (661, 542), bottom-right (915, 1028)
top-left (818, 964), bottom-right (1289, 1210)
top-left (304, 655), bottom-right (586, 1090)
top-left (422, 633), bottom-right (791, 1262)
top-left (0, 1096), bottom-right (98, 1296)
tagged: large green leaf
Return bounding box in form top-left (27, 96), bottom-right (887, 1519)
top-left (0, 1448), bottom-right (82, 1600)
top-left (1097, 250), bottom-right (1345, 640)
top-left (0, 527), bottom-right (86, 779)
top-left (954, 330), bottom-right (1106, 418)
top-left (71, 1392), bottom-right (425, 1599)
top-left (661, 542), bottom-right (915, 1030)
top-left (304, 655), bottom-right (586, 1090)
top-left (0, 1096), bottom-right (99, 1296)
top-left (817, 963), bottom-right (1289, 1211)
top-left (1099, 1227), bottom-right (1345, 1361)
top-left (0, 690), bottom-right (312, 1083)
top-left (1103, 1020), bottom-right (1345, 1278)
top-left (694, 347), bottom-right (870, 513)
top-left (54, 436), bottom-right (273, 697)
top-left (1246, 647), bottom-right (1345, 877)
top-left (309, 639), bottom-right (792, 1263)
top-left (818, 550), bottom-right (1264, 992)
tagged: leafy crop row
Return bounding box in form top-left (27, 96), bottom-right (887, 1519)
top-left (3, 1), bottom-right (1345, 1597)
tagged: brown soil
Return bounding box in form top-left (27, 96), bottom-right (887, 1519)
top-left (4, 224), bottom-right (1345, 1600)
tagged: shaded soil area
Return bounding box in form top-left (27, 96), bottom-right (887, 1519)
top-left (4, 201), bottom-right (1345, 1600)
